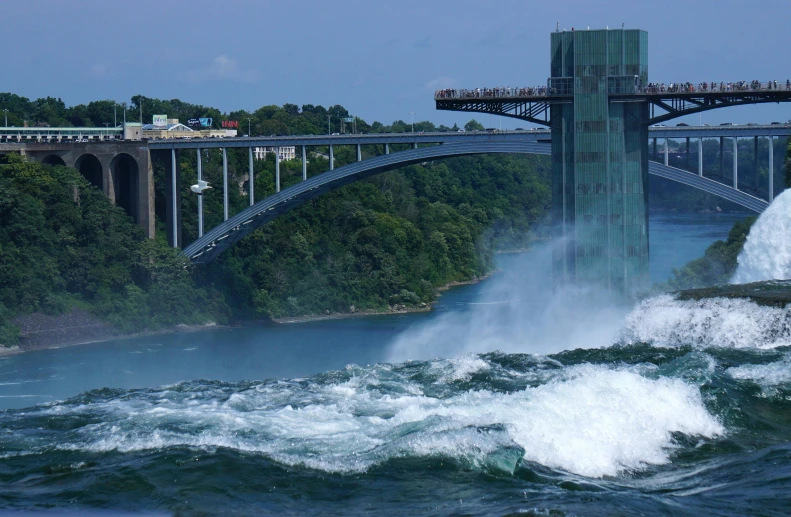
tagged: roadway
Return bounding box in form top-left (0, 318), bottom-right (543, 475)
top-left (147, 125), bottom-right (791, 151)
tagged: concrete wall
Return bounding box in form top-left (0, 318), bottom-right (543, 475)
top-left (3, 141), bottom-right (155, 239)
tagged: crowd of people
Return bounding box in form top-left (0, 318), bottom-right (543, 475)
top-left (643, 80), bottom-right (791, 93)
top-left (435, 80), bottom-right (791, 99)
top-left (435, 86), bottom-right (551, 99)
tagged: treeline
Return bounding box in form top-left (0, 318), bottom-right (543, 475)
top-left (661, 216), bottom-right (756, 291)
top-left (0, 155), bottom-right (229, 345)
top-left (0, 96), bottom-right (552, 343)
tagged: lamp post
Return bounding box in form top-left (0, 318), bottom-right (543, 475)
top-left (114, 103), bottom-right (117, 127)
top-left (2, 109), bottom-right (7, 127)
top-left (409, 112), bottom-right (415, 132)
top-left (247, 117), bottom-right (252, 136)
top-left (327, 115), bottom-right (331, 135)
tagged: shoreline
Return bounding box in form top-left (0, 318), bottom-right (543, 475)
top-left (3, 270), bottom-right (502, 355)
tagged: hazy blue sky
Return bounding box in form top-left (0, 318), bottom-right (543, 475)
top-left (3, 0), bottom-right (790, 127)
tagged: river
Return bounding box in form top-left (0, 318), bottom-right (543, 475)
top-left (5, 210), bottom-right (790, 516)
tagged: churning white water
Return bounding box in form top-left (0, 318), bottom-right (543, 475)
top-left (620, 294), bottom-right (791, 349)
top-left (732, 189), bottom-right (791, 284)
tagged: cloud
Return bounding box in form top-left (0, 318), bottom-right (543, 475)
top-left (424, 76), bottom-right (456, 91)
top-left (187, 55), bottom-right (258, 83)
top-left (414, 35), bottom-right (432, 49)
top-left (86, 64), bottom-right (109, 80)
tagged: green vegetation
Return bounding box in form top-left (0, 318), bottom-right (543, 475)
top-left (0, 155), bottom-right (228, 345)
top-left (2, 92), bottom-right (787, 345)
top-left (663, 216), bottom-right (756, 291)
top-left (0, 95), bottom-right (552, 344)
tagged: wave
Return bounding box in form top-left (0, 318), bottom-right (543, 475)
top-left (620, 294), bottom-right (791, 349)
top-left (2, 357), bottom-right (722, 479)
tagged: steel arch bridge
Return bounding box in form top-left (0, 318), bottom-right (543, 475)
top-left (182, 141), bottom-right (768, 264)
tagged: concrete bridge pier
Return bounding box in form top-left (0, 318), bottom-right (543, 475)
top-left (21, 141), bottom-right (154, 240)
top-left (302, 145), bottom-right (307, 181)
top-left (769, 136), bottom-right (775, 201)
top-left (222, 148), bottom-right (229, 221)
top-left (733, 138), bottom-right (738, 188)
top-left (248, 146), bottom-right (254, 206)
top-left (719, 137), bottom-right (725, 177)
top-left (698, 138), bottom-right (704, 176)
top-left (163, 149), bottom-right (182, 248)
top-left (329, 144), bottom-right (334, 170)
top-left (275, 148), bottom-right (281, 193)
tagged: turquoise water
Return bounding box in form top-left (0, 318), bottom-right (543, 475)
top-left (6, 211), bottom-right (789, 517)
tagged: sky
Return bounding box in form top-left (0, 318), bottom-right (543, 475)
top-left (2, 0), bottom-right (790, 128)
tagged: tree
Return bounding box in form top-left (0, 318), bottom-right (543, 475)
top-left (464, 119), bottom-right (484, 131)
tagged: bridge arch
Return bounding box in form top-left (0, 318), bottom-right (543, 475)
top-left (74, 154), bottom-right (103, 191)
top-left (110, 153), bottom-right (140, 222)
top-left (41, 154), bottom-right (66, 166)
top-left (182, 141), bottom-right (768, 264)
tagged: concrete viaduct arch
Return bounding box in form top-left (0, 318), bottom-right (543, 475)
top-left (17, 142), bottom-right (155, 238)
top-left (181, 141), bottom-right (768, 264)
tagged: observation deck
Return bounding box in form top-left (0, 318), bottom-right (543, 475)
top-left (435, 81), bottom-right (791, 126)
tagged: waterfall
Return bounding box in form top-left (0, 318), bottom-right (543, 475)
top-left (732, 189), bottom-right (791, 284)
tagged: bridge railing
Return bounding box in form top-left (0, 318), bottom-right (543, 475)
top-left (435, 80), bottom-right (791, 100)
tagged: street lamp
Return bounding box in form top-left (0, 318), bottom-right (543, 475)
top-left (114, 103), bottom-right (117, 127)
top-left (247, 117), bottom-right (252, 136)
top-left (327, 115), bottom-right (331, 135)
top-left (2, 109), bottom-right (7, 127)
top-left (409, 112), bottom-right (415, 133)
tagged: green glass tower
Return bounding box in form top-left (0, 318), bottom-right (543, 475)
top-left (550, 29), bottom-right (650, 295)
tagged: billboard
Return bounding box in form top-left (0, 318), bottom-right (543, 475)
top-left (221, 120), bottom-right (238, 129)
top-left (152, 114), bottom-right (167, 129)
top-left (187, 118), bottom-right (201, 127)
top-left (199, 117), bottom-right (213, 128)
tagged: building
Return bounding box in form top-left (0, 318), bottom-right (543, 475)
top-left (0, 126), bottom-right (123, 142)
top-left (254, 146), bottom-right (296, 161)
top-left (550, 29), bottom-right (650, 294)
top-left (141, 119), bottom-right (237, 140)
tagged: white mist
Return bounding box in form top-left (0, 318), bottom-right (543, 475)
top-left (386, 240), bottom-right (630, 362)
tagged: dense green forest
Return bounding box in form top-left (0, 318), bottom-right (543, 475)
top-left (0, 95), bottom-right (552, 344)
top-left (0, 154), bottom-right (229, 345)
top-left (1, 92), bottom-right (790, 345)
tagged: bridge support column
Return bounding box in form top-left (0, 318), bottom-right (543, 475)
top-left (686, 138), bottom-right (690, 169)
top-left (769, 136), bottom-right (774, 201)
top-left (249, 146), bottom-right (254, 206)
top-left (698, 138), bottom-right (703, 177)
top-left (275, 147), bottom-right (281, 193)
top-left (223, 148), bottom-right (228, 221)
top-left (653, 138), bottom-right (657, 159)
top-left (166, 148), bottom-right (181, 248)
top-left (197, 148), bottom-right (203, 238)
top-left (385, 143), bottom-right (389, 155)
top-left (329, 144), bottom-right (334, 170)
top-left (719, 137), bottom-right (724, 178)
top-left (753, 136), bottom-right (759, 191)
top-left (413, 142), bottom-right (418, 149)
top-left (357, 144), bottom-right (361, 162)
top-left (664, 138), bottom-right (669, 166)
top-left (302, 145), bottom-right (307, 181)
top-left (733, 137), bottom-right (738, 189)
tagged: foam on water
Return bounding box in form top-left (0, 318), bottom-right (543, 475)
top-left (727, 354), bottom-right (791, 388)
top-left (733, 190), bottom-right (791, 284)
top-left (11, 360), bottom-right (722, 479)
top-left (620, 294), bottom-right (791, 349)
